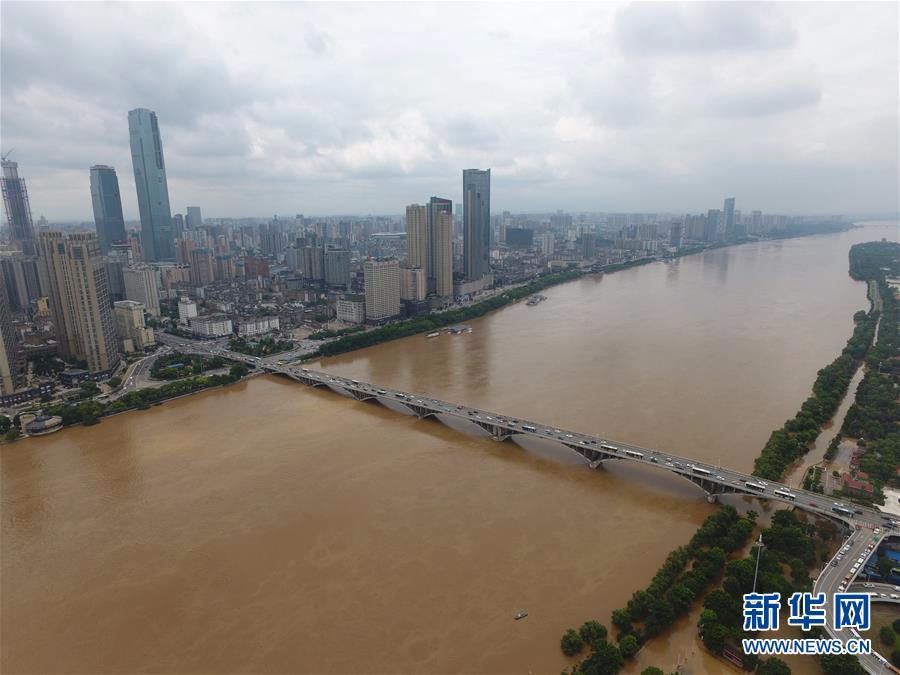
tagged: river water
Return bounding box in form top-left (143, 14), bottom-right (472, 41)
top-left (2, 221), bottom-right (897, 674)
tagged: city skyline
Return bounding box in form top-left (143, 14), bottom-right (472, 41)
top-left (1, 2), bottom-right (898, 221)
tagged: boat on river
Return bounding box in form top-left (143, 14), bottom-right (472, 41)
top-left (425, 331), bottom-right (440, 338)
top-left (514, 611), bottom-right (528, 620)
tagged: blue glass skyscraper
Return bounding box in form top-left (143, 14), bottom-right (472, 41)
top-left (128, 108), bottom-right (174, 261)
top-left (463, 168), bottom-right (490, 281)
top-left (89, 165), bottom-right (126, 254)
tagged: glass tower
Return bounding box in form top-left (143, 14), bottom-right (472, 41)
top-left (463, 168), bottom-right (490, 281)
top-left (89, 165), bottom-right (127, 254)
top-left (128, 108), bottom-right (174, 261)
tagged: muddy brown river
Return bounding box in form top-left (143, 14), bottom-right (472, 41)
top-left (2, 221), bottom-right (897, 674)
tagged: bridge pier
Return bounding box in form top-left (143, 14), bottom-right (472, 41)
top-left (707, 493), bottom-right (718, 504)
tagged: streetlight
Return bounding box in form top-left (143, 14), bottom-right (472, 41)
top-left (752, 532), bottom-right (765, 593)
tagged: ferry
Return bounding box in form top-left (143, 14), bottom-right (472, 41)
top-left (526, 294), bottom-right (547, 306)
top-left (514, 611), bottom-right (528, 620)
top-left (425, 331), bottom-right (440, 338)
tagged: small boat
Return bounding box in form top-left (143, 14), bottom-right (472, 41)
top-left (425, 331), bottom-right (440, 338)
top-left (514, 611), bottom-right (528, 620)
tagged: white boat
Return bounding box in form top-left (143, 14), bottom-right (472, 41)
top-left (514, 611), bottom-right (528, 620)
top-left (425, 331), bottom-right (440, 338)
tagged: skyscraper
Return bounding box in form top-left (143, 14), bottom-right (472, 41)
top-left (723, 197), bottom-right (736, 236)
top-left (463, 169), bottom-right (490, 281)
top-left (185, 206), bottom-right (202, 230)
top-left (128, 108), bottom-right (174, 262)
top-left (89, 165), bottom-right (127, 254)
top-left (37, 231), bottom-right (120, 374)
top-left (406, 204), bottom-right (428, 273)
top-left (428, 197), bottom-right (453, 297)
top-left (1, 160), bottom-right (37, 255)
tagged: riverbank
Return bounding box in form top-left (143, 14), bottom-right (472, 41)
top-left (1, 361), bottom-right (253, 440)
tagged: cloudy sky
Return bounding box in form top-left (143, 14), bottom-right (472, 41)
top-left (1, 2), bottom-right (898, 220)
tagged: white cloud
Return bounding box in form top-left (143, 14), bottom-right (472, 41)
top-left (0, 1), bottom-right (896, 220)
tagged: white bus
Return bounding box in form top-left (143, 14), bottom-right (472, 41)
top-left (744, 482), bottom-right (766, 491)
top-left (692, 467), bottom-right (712, 476)
top-left (773, 489), bottom-right (796, 500)
top-left (624, 450), bottom-right (644, 459)
top-left (600, 444), bottom-right (619, 453)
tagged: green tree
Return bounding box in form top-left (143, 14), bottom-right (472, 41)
top-left (757, 656), bottom-right (791, 675)
top-left (579, 620), bottom-right (607, 644)
top-left (819, 654), bottom-right (865, 675)
top-left (0, 415), bottom-right (11, 433)
top-left (880, 625), bottom-right (896, 646)
top-left (579, 639), bottom-right (624, 675)
top-left (560, 628), bottom-right (584, 657)
top-left (618, 634), bottom-right (638, 659)
top-left (892, 649), bottom-right (900, 668)
top-left (640, 668), bottom-right (664, 675)
top-left (700, 621), bottom-right (727, 654)
top-left (893, 618), bottom-right (900, 634)
top-left (4, 428), bottom-right (19, 442)
top-left (108, 376), bottom-right (122, 388)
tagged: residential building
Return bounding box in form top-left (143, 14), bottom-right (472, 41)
top-left (190, 314), bottom-right (233, 338)
top-left (244, 255), bottom-right (270, 279)
top-left (301, 245), bottom-right (325, 281)
top-left (400, 266), bottom-right (427, 301)
top-left (0, 291), bottom-right (22, 395)
top-left (1, 160), bottom-right (36, 255)
top-left (37, 231), bottom-right (119, 374)
top-left (237, 316), bottom-right (280, 337)
top-left (123, 264), bottom-right (161, 316)
top-left (463, 169), bottom-right (491, 280)
top-left (114, 300), bottom-right (155, 352)
top-left (363, 258), bottom-right (400, 322)
top-left (705, 210), bottom-right (721, 242)
top-left (406, 204), bottom-right (428, 273)
top-left (190, 248), bottom-right (214, 286)
top-left (336, 295), bottom-right (366, 324)
top-left (177, 296), bottom-right (198, 325)
top-left (89, 165), bottom-right (127, 253)
top-left (128, 108), bottom-right (174, 261)
top-left (430, 201), bottom-right (453, 297)
top-left (541, 233), bottom-right (555, 256)
top-left (324, 249), bottom-right (351, 287)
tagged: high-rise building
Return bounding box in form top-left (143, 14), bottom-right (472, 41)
top-left (114, 300), bottom-right (155, 352)
top-left (37, 231), bottom-right (119, 374)
top-left (89, 165), bottom-right (126, 253)
top-left (301, 245), bottom-right (325, 281)
top-left (177, 296), bottom-right (198, 325)
top-left (723, 197), bottom-right (736, 236)
top-left (172, 213), bottom-right (185, 239)
top-left (1, 160), bottom-right (37, 255)
top-left (430, 201), bottom-right (453, 298)
top-left (400, 267), bottom-right (427, 301)
top-left (128, 108), bottom-right (174, 262)
top-left (123, 264), bottom-right (161, 317)
top-left (406, 204), bottom-right (428, 272)
top-left (0, 290), bottom-right (22, 395)
top-left (506, 228), bottom-right (534, 248)
top-left (363, 258), bottom-right (400, 322)
top-left (189, 248), bottom-right (215, 286)
top-left (705, 209), bottom-right (722, 241)
top-left (1, 254), bottom-right (42, 312)
top-left (581, 232), bottom-right (597, 259)
top-left (669, 222), bottom-right (684, 248)
top-left (463, 169), bottom-right (490, 281)
top-left (324, 249), bottom-right (351, 288)
top-left (185, 206), bottom-right (202, 230)
top-left (541, 233), bottom-right (555, 256)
